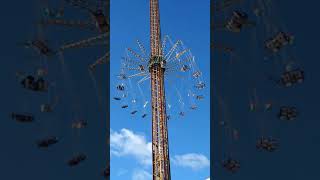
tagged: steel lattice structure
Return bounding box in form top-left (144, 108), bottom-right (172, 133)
top-left (149, 0), bottom-right (171, 179)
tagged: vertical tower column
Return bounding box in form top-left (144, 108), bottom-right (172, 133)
top-left (150, 64), bottom-right (170, 180)
top-left (149, 0), bottom-right (171, 179)
top-left (150, 0), bottom-right (162, 56)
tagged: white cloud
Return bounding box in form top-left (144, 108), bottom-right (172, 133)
top-left (110, 128), bottom-right (152, 165)
top-left (132, 169), bottom-right (152, 180)
top-left (172, 153), bottom-right (210, 170)
top-left (205, 178), bottom-right (210, 180)
top-left (111, 128), bottom-right (209, 176)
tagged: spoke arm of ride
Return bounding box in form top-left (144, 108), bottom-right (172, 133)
top-left (123, 67), bottom-right (143, 71)
top-left (165, 61), bottom-right (181, 70)
top-left (138, 74), bottom-right (150, 84)
top-left (60, 33), bottom-right (108, 51)
top-left (161, 35), bottom-right (169, 53)
top-left (175, 48), bottom-right (190, 59)
top-left (121, 57), bottom-right (141, 66)
top-left (89, 52), bottom-right (110, 70)
top-left (39, 19), bottom-right (94, 29)
top-left (165, 55), bottom-right (193, 70)
top-left (166, 50), bottom-right (192, 64)
top-left (128, 72), bottom-right (148, 79)
top-left (127, 48), bottom-right (146, 62)
top-left (165, 40), bottom-right (181, 61)
top-left (136, 40), bottom-right (148, 58)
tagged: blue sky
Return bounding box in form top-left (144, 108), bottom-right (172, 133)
top-left (110, 0), bottom-right (210, 179)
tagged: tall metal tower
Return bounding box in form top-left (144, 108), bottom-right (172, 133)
top-left (149, 0), bottom-right (171, 179)
top-left (117, 0), bottom-right (204, 178)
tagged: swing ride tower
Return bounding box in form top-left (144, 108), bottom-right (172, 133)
top-left (149, 0), bottom-right (171, 179)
